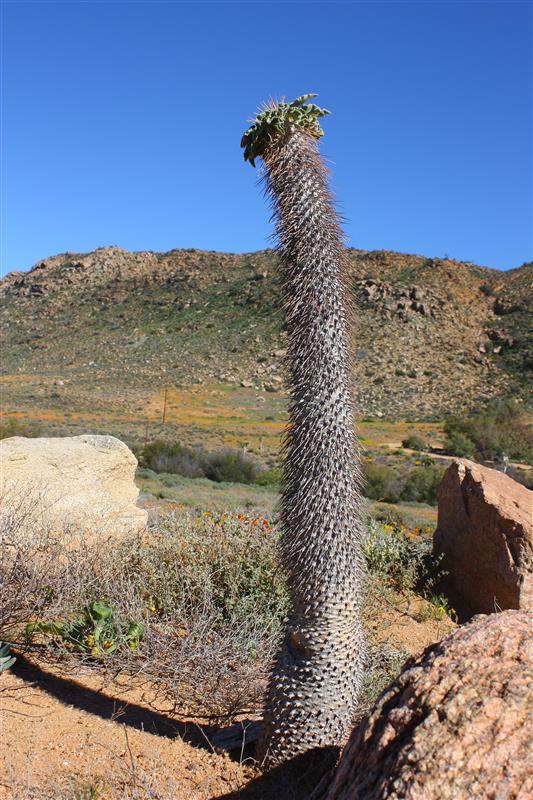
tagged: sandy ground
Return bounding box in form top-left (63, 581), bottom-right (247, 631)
top-left (1, 600), bottom-right (453, 800)
top-left (1, 661), bottom-right (255, 800)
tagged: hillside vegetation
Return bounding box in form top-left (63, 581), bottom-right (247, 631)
top-left (1, 246), bottom-right (531, 434)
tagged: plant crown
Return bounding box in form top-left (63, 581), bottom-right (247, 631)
top-left (241, 93), bottom-right (331, 167)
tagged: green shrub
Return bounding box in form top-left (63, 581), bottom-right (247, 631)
top-left (401, 435), bottom-right (427, 451)
top-left (363, 462), bottom-right (402, 503)
top-left (443, 430), bottom-right (476, 458)
top-left (443, 400), bottom-right (532, 462)
top-left (362, 519), bottom-right (444, 597)
top-left (509, 467), bottom-right (533, 489)
top-left (5, 503), bottom-right (289, 719)
top-left (371, 506), bottom-right (405, 527)
top-left (356, 642), bottom-right (408, 720)
top-left (0, 418), bottom-right (40, 440)
top-left (140, 440), bottom-right (204, 477)
top-left (363, 461), bottom-right (445, 505)
top-left (401, 463), bottom-right (445, 505)
top-left (255, 466), bottom-right (282, 486)
top-left (140, 441), bottom-right (262, 484)
top-left (202, 449), bottom-right (260, 484)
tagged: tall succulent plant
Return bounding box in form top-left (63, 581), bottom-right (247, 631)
top-left (241, 95), bottom-right (365, 767)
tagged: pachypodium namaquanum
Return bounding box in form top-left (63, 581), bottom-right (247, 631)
top-left (241, 95), bottom-right (366, 768)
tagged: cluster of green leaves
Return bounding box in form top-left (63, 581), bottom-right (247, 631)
top-left (241, 93), bottom-right (331, 166)
top-left (25, 600), bottom-right (143, 657)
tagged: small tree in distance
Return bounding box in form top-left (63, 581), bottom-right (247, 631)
top-left (241, 95), bottom-right (365, 768)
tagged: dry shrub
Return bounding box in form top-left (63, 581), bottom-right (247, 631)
top-left (0, 494), bottom-right (289, 721)
top-left (0, 489), bottom-right (87, 639)
top-left (2, 491), bottom-right (426, 726)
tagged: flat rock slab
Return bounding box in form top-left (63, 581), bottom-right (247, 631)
top-left (434, 459), bottom-right (533, 613)
top-left (0, 435), bottom-right (147, 536)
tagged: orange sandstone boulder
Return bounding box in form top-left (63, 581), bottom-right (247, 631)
top-left (434, 459), bottom-right (532, 614)
top-left (322, 610), bottom-right (533, 800)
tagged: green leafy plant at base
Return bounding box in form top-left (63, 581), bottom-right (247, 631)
top-left (416, 594), bottom-right (456, 623)
top-left (25, 600), bottom-right (143, 657)
top-left (0, 641), bottom-right (16, 672)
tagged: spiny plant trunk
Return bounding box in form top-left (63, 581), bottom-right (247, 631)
top-left (242, 97), bottom-right (365, 769)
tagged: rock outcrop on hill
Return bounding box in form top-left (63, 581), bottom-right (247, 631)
top-left (0, 435), bottom-right (147, 535)
top-left (434, 459), bottom-right (533, 613)
top-left (319, 610), bottom-right (533, 800)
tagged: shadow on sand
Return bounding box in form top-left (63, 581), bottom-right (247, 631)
top-left (12, 657), bottom-right (337, 798)
top-left (213, 746), bottom-right (337, 800)
top-left (11, 655), bottom-right (213, 749)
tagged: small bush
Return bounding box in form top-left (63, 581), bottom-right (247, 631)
top-left (509, 467), bottom-right (533, 490)
top-left (356, 642), bottom-right (409, 720)
top-left (1, 496), bottom-right (288, 720)
top-left (443, 400), bottom-right (532, 463)
top-left (442, 430), bottom-right (477, 458)
top-left (139, 440), bottom-right (204, 477)
top-left (363, 463), bottom-right (402, 504)
top-left (139, 441), bottom-right (261, 484)
top-left (363, 461), bottom-right (445, 505)
top-left (255, 466), bottom-right (282, 486)
top-left (362, 519), bottom-right (444, 596)
top-left (401, 435), bottom-right (427, 451)
top-left (202, 449), bottom-right (259, 484)
top-left (401, 463), bottom-right (445, 505)
top-left (0, 418), bottom-right (41, 440)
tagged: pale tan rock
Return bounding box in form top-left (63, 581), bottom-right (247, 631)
top-left (0, 435), bottom-right (147, 536)
top-left (434, 459), bottom-right (533, 613)
top-left (321, 610), bottom-right (533, 800)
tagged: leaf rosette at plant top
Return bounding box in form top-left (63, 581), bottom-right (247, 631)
top-left (241, 94), bottom-right (330, 167)
top-left (25, 600), bottom-right (143, 657)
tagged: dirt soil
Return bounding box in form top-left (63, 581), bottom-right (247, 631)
top-left (1, 600), bottom-right (452, 800)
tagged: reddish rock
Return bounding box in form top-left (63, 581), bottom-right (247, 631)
top-left (433, 459), bottom-right (533, 614)
top-left (321, 610), bottom-right (533, 800)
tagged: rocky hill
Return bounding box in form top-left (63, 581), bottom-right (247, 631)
top-left (1, 246), bottom-right (531, 419)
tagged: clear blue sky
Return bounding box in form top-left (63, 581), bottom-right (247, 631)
top-left (2, 0), bottom-right (531, 275)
